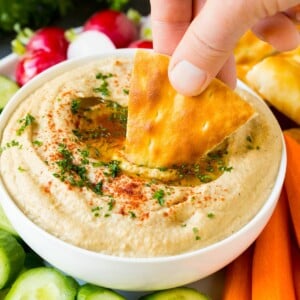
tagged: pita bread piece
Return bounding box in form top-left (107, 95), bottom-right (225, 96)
top-left (246, 54), bottom-right (300, 125)
top-left (125, 50), bottom-right (255, 168)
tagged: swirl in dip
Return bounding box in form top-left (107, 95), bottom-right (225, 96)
top-left (0, 55), bottom-right (282, 258)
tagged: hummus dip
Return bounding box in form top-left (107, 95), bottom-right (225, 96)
top-left (0, 56), bottom-right (282, 258)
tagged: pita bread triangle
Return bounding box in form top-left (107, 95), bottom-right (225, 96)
top-left (125, 50), bottom-right (255, 168)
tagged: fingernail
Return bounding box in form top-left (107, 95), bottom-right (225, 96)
top-left (169, 60), bottom-right (208, 96)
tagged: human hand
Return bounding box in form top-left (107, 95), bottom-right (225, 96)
top-left (150, 0), bottom-right (300, 96)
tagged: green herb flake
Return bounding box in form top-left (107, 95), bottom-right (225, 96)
top-left (207, 212), bottom-right (215, 219)
top-left (0, 140), bottom-right (22, 153)
top-left (70, 99), bottom-right (81, 114)
top-left (16, 114), bottom-right (35, 136)
top-left (218, 165), bottom-right (233, 172)
top-left (94, 72), bottom-right (113, 97)
top-left (128, 211), bottom-right (136, 219)
top-left (192, 227), bottom-right (201, 240)
top-left (123, 88), bottom-right (129, 95)
top-left (91, 206), bottom-right (102, 217)
top-left (158, 167), bottom-right (168, 171)
top-left (153, 189), bottom-right (165, 206)
top-left (107, 198), bottom-right (115, 211)
top-left (17, 166), bottom-right (26, 172)
top-left (246, 135), bottom-right (253, 143)
top-left (32, 140), bottom-right (43, 146)
top-left (93, 182), bottom-right (103, 195)
top-left (53, 143), bottom-right (103, 196)
top-left (104, 160), bottom-right (121, 178)
top-left (197, 174), bottom-right (212, 183)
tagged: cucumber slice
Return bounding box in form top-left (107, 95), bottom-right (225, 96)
top-left (0, 203), bottom-right (18, 236)
top-left (77, 283), bottom-right (126, 300)
top-left (5, 267), bottom-right (79, 300)
top-left (0, 229), bottom-right (25, 289)
top-left (140, 287), bottom-right (210, 300)
top-left (0, 75), bottom-right (19, 112)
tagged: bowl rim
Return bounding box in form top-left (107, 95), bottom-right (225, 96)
top-left (0, 48), bottom-right (287, 264)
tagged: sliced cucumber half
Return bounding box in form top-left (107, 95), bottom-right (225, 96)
top-left (5, 267), bottom-right (79, 300)
top-left (0, 229), bottom-right (25, 289)
top-left (140, 287), bottom-right (210, 300)
top-left (0, 203), bottom-right (18, 236)
top-left (77, 283), bottom-right (126, 300)
top-left (0, 75), bottom-right (19, 112)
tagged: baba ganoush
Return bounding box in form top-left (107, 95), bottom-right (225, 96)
top-left (0, 55), bottom-right (282, 257)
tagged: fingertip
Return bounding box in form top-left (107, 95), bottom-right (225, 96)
top-left (168, 60), bottom-right (211, 96)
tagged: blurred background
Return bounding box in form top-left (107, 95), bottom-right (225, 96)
top-left (0, 0), bottom-right (150, 57)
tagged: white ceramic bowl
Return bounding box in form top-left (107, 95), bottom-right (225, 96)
top-left (0, 49), bottom-right (286, 292)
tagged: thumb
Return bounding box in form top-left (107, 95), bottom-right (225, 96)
top-left (168, 0), bottom-right (300, 96)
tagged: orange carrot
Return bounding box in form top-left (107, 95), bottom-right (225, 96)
top-left (222, 246), bottom-right (253, 300)
top-left (284, 132), bottom-right (300, 247)
top-left (292, 241), bottom-right (300, 299)
top-left (252, 189), bottom-right (296, 300)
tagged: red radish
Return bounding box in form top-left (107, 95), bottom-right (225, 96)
top-left (67, 31), bottom-right (115, 59)
top-left (83, 10), bottom-right (138, 48)
top-left (128, 39), bottom-right (153, 49)
top-left (15, 50), bottom-right (65, 86)
top-left (26, 27), bottom-right (69, 58)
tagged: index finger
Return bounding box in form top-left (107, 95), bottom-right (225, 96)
top-left (150, 0), bottom-right (193, 55)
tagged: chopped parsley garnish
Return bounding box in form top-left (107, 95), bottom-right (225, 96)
top-left (218, 165), bottom-right (233, 172)
top-left (158, 167), bottom-right (168, 171)
top-left (173, 146), bottom-right (231, 185)
top-left (246, 134), bottom-right (260, 150)
top-left (70, 99), bottom-right (81, 114)
top-left (0, 139), bottom-right (22, 153)
top-left (16, 114), bottom-right (35, 136)
top-left (107, 197), bottom-right (115, 211)
top-left (94, 72), bottom-right (113, 97)
top-left (153, 189), bottom-right (165, 206)
top-left (128, 211), bottom-right (136, 219)
top-left (53, 143), bottom-right (103, 195)
top-left (123, 88), bottom-right (129, 95)
top-left (246, 135), bottom-right (253, 143)
top-left (18, 166), bottom-right (26, 172)
top-left (72, 126), bottom-right (110, 140)
top-left (103, 160), bottom-right (121, 178)
top-left (91, 206), bottom-right (103, 217)
top-left (105, 100), bottom-right (128, 128)
top-left (197, 174), bottom-right (212, 183)
top-left (96, 73), bottom-right (113, 80)
top-left (93, 182), bottom-right (103, 195)
top-left (79, 148), bottom-right (89, 165)
top-left (207, 212), bottom-right (215, 219)
top-left (7, 140), bottom-right (20, 147)
top-left (192, 227), bottom-right (201, 240)
top-left (32, 140), bottom-right (43, 146)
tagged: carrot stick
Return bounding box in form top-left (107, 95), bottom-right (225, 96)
top-left (291, 241), bottom-right (300, 299)
top-left (252, 189), bottom-right (295, 300)
top-left (222, 246), bottom-right (253, 300)
top-left (283, 132), bottom-right (300, 247)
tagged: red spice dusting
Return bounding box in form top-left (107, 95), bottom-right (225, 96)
top-left (204, 195), bottom-right (213, 202)
top-left (119, 206), bottom-right (126, 216)
top-left (139, 212), bottom-right (149, 221)
top-left (43, 185), bottom-right (50, 194)
top-left (42, 181), bottom-right (52, 194)
top-left (114, 181), bottom-right (146, 203)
